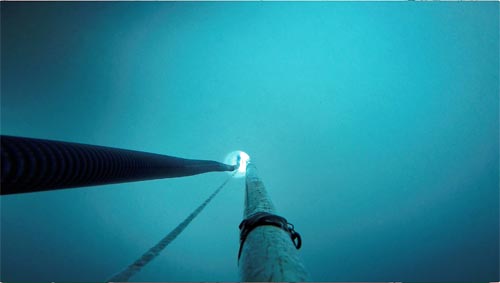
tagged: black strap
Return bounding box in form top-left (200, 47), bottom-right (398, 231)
top-left (238, 212), bottom-right (302, 260)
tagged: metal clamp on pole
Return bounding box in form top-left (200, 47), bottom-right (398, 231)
top-left (238, 212), bottom-right (302, 260)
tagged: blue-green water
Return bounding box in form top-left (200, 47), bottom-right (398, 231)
top-left (1, 2), bottom-right (498, 282)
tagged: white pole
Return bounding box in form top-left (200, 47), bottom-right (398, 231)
top-left (238, 163), bottom-right (309, 281)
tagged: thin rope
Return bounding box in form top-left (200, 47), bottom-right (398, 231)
top-left (107, 172), bottom-right (236, 282)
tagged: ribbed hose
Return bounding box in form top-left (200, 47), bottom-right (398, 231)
top-left (0, 135), bottom-right (236, 195)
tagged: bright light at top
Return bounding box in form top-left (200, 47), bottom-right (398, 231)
top-left (224, 150), bottom-right (250, 178)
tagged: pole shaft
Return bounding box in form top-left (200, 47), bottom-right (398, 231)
top-left (239, 163), bottom-right (308, 281)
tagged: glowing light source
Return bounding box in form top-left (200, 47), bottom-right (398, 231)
top-left (224, 150), bottom-right (250, 178)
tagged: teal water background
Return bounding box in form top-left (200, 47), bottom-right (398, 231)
top-left (1, 2), bottom-right (499, 282)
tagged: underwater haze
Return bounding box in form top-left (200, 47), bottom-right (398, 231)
top-left (1, 2), bottom-right (499, 282)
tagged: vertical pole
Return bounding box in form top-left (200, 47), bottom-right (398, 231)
top-left (238, 163), bottom-right (308, 281)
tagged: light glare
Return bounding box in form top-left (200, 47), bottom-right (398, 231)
top-left (224, 150), bottom-right (250, 178)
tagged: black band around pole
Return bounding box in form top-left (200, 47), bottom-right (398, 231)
top-left (238, 212), bottom-right (302, 260)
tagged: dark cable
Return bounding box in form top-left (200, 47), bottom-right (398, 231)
top-left (1, 135), bottom-right (237, 195)
top-left (107, 171), bottom-right (236, 282)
